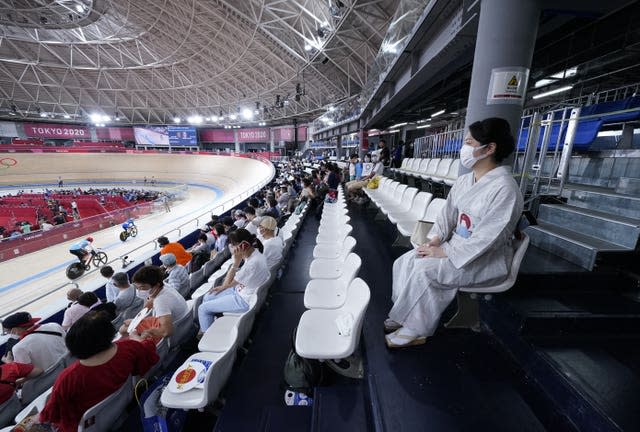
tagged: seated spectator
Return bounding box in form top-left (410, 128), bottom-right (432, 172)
top-left (249, 197), bottom-right (264, 216)
top-left (385, 117), bottom-right (523, 348)
top-left (157, 236), bottom-right (192, 267)
top-left (346, 153), bottom-right (384, 197)
top-left (198, 229), bottom-right (269, 333)
top-left (0, 361), bottom-right (42, 405)
top-left (65, 288), bottom-right (83, 309)
top-left (40, 219), bottom-right (54, 231)
top-left (100, 265), bottom-right (118, 303)
top-left (111, 272), bottom-right (143, 318)
top-left (189, 234), bottom-right (211, 272)
top-left (36, 312), bottom-right (159, 432)
top-left (221, 216), bottom-right (236, 233)
top-left (1, 312), bottom-right (67, 370)
top-left (276, 186), bottom-right (290, 212)
top-left (62, 291), bottom-right (95, 330)
top-left (258, 216), bottom-right (284, 268)
top-left (233, 209), bottom-right (247, 229)
top-left (53, 212), bottom-right (66, 225)
top-left (211, 223), bottom-right (228, 256)
top-left (243, 206), bottom-right (259, 235)
top-left (160, 253), bottom-right (190, 297)
top-left (264, 197), bottom-right (280, 220)
top-left (120, 266), bottom-right (188, 340)
top-left (300, 178), bottom-right (316, 201)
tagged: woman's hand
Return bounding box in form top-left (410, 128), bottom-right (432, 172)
top-left (209, 285), bottom-right (225, 294)
top-left (416, 244), bottom-right (447, 258)
top-left (427, 236), bottom-right (441, 247)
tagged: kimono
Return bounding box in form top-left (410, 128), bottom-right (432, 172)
top-left (389, 165), bottom-right (524, 336)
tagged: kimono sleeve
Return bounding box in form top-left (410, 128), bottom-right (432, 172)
top-left (442, 182), bottom-right (523, 269)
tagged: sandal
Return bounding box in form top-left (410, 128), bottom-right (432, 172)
top-left (383, 318), bottom-right (402, 333)
top-left (385, 329), bottom-right (427, 348)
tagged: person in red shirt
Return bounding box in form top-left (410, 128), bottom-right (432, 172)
top-left (157, 236), bottom-right (192, 267)
top-left (0, 361), bottom-right (42, 404)
top-left (34, 311), bottom-right (159, 432)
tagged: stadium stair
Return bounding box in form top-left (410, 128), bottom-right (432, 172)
top-left (525, 189), bottom-right (640, 270)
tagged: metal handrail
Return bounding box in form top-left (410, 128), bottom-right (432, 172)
top-left (2, 156), bottom-right (275, 318)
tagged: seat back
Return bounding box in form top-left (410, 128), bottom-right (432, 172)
top-left (461, 234), bottom-right (530, 293)
top-left (341, 236), bottom-right (357, 255)
top-left (418, 158), bottom-right (430, 174)
top-left (436, 159), bottom-right (453, 177)
top-left (341, 253), bottom-right (362, 277)
top-left (409, 192), bottom-right (433, 220)
top-left (426, 159), bottom-right (440, 176)
top-left (409, 159), bottom-right (421, 172)
top-left (391, 185), bottom-right (408, 205)
top-left (77, 377), bottom-right (133, 432)
top-left (169, 310), bottom-right (195, 349)
top-left (446, 159), bottom-right (460, 179)
top-left (188, 268), bottom-right (205, 295)
top-left (398, 187), bottom-right (419, 212)
top-left (236, 295), bottom-right (259, 345)
top-left (341, 278), bottom-right (371, 351)
top-left (400, 158), bottom-right (409, 169)
top-left (423, 198), bottom-right (447, 222)
top-left (20, 355), bottom-right (67, 405)
top-left (0, 394), bottom-right (21, 427)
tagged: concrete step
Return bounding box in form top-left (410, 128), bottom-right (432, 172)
top-left (538, 204), bottom-right (640, 249)
top-left (525, 223), bottom-right (629, 270)
top-left (615, 177), bottom-right (640, 196)
top-left (568, 189), bottom-right (640, 220)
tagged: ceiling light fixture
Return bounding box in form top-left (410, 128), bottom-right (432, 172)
top-left (390, 122), bottom-right (408, 129)
top-left (532, 85), bottom-right (573, 100)
top-left (430, 110), bottom-right (445, 118)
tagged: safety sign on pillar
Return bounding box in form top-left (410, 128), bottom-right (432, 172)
top-left (486, 66), bottom-right (530, 106)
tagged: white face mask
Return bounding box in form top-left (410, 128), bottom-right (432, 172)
top-left (459, 143), bottom-right (488, 169)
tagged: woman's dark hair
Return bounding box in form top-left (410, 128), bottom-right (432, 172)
top-left (132, 265), bottom-right (165, 287)
top-left (243, 206), bottom-right (256, 216)
top-left (99, 266), bottom-right (114, 278)
top-left (268, 197), bottom-right (277, 208)
top-left (198, 233), bottom-right (208, 242)
top-left (468, 117), bottom-right (515, 163)
top-left (65, 311), bottom-right (116, 359)
top-left (112, 272), bottom-right (129, 287)
top-left (302, 178), bottom-right (312, 187)
top-left (77, 291), bottom-right (99, 307)
top-left (157, 236), bottom-right (169, 246)
top-left (228, 228), bottom-right (264, 253)
top-left (213, 223), bottom-right (226, 236)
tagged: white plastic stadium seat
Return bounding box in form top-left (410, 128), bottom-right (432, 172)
top-left (295, 278), bottom-right (371, 360)
top-left (406, 198), bottom-right (447, 246)
top-left (313, 236), bottom-right (356, 259)
top-left (77, 377), bottom-right (133, 432)
top-left (388, 191), bottom-right (433, 227)
top-left (309, 251), bottom-right (361, 280)
top-left (304, 255), bottom-right (361, 309)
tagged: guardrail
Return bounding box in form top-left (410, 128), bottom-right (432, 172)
top-left (1, 154), bottom-right (276, 318)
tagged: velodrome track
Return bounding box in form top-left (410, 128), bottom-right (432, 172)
top-left (0, 152), bottom-right (274, 320)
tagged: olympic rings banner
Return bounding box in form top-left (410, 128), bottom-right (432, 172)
top-left (23, 123), bottom-right (90, 139)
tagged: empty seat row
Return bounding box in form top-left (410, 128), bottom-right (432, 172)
top-left (161, 203), bottom-right (311, 411)
top-left (293, 188), bottom-right (371, 366)
top-left (392, 158), bottom-right (460, 186)
top-left (364, 177), bottom-right (447, 246)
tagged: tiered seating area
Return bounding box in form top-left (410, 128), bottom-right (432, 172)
top-left (390, 157), bottom-right (460, 186)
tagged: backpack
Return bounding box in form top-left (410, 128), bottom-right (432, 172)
top-left (283, 327), bottom-right (322, 394)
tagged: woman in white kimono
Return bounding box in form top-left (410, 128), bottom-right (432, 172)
top-left (385, 117), bottom-right (524, 348)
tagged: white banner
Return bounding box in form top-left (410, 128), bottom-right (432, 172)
top-left (0, 121), bottom-right (18, 137)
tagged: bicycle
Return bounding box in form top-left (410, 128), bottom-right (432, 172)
top-left (65, 249), bottom-right (109, 280)
top-left (119, 224), bottom-right (138, 242)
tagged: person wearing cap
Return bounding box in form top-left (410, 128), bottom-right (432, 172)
top-left (157, 236), bottom-right (192, 267)
top-left (160, 253), bottom-right (190, 297)
top-left (258, 216), bottom-right (283, 268)
top-left (1, 312), bottom-right (67, 371)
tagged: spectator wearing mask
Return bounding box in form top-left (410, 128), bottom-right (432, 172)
top-left (157, 236), bottom-right (192, 267)
top-left (120, 266), bottom-right (188, 340)
top-left (111, 272), bottom-right (143, 318)
top-left (258, 216), bottom-right (284, 268)
top-left (160, 253), bottom-right (190, 297)
top-left (1, 312), bottom-right (67, 371)
top-left (233, 209), bottom-right (248, 229)
top-left (243, 206), bottom-right (259, 235)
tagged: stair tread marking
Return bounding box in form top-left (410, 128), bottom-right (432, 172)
top-left (567, 185), bottom-right (640, 202)
top-left (541, 203), bottom-right (640, 226)
top-left (528, 223), bottom-right (631, 251)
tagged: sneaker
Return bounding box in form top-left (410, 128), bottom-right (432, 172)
top-left (284, 390), bottom-right (314, 406)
